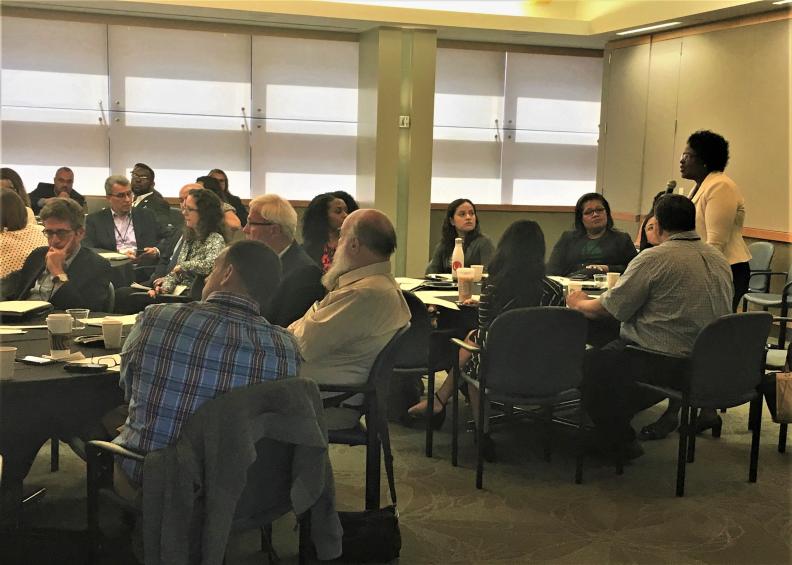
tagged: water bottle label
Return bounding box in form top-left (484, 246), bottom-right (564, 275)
top-left (452, 261), bottom-right (462, 271)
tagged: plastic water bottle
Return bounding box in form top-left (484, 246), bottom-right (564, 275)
top-left (451, 237), bottom-right (464, 280)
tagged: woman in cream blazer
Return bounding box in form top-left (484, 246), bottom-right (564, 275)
top-left (681, 130), bottom-right (751, 311)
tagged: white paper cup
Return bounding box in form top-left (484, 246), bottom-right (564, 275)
top-left (593, 274), bottom-right (607, 287)
top-left (102, 319), bottom-right (124, 349)
top-left (0, 346), bottom-right (17, 380)
top-left (567, 281), bottom-right (584, 294)
top-left (470, 265), bottom-right (484, 282)
top-left (66, 308), bottom-right (90, 330)
top-left (46, 313), bottom-right (73, 359)
top-left (606, 272), bottom-right (621, 289)
top-left (457, 268), bottom-right (475, 301)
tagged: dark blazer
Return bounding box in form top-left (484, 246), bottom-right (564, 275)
top-left (84, 207), bottom-right (163, 252)
top-left (134, 190), bottom-right (173, 235)
top-left (281, 243), bottom-right (318, 276)
top-left (29, 183), bottom-right (87, 215)
top-left (13, 246), bottom-right (112, 312)
top-left (265, 264), bottom-right (325, 328)
top-left (546, 229), bottom-right (637, 277)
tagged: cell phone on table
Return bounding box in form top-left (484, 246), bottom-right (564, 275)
top-left (17, 355), bottom-right (58, 365)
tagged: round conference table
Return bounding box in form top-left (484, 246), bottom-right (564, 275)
top-left (0, 313), bottom-right (130, 518)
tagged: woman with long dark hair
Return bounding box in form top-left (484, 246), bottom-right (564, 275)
top-left (0, 167), bottom-right (35, 223)
top-left (301, 192), bottom-right (348, 272)
top-left (196, 175), bottom-right (241, 231)
top-left (547, 192), bottom-right (636, 278)
top-left (208, 168), bottom-right (248, 227)
top-left (409, 220), bottom-right (564, 460)
top-left (425, 198), bottom-right (494, 274)
top-left (148, 188), bottom-right (226, 297)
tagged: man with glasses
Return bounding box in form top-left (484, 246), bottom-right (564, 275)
top-left (85, 175), bottom-right (163, 266)
top-left (130, 162), bottom-right (172, 235)
top-left (29, 166), bottom-right (87, 215)
top-left (12, 198), bottom-right (111, 312)
top-left (244, 194), bottom-right (325, 326)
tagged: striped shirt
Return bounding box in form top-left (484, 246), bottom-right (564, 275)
top-left (115, 291), bottom-right (301, 484)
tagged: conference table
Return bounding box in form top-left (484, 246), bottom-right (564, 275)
top-left (0, 312), bottom-right (134, 515)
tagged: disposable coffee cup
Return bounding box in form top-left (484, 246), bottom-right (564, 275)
top-left (593, 274), bottom-right (607, 287)
top-left (457, 268), bottom-right (475, 302)
top-left (0, 346), bottom-right (17, 380)
top-left (102, 318), bottom-right (124, 349)
top-left (471, 265), bottom-right (484, 282)
top-left (567, 281), bottom-right (584, 294)
top-left (66, 308), bottom-right (90, 330)
top-left (46, 313), bottom-right (73, 359)
top-left (606, 272), bottom-right (621, 289)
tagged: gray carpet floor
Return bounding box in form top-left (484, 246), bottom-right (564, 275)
top-left (3, 396), bottom-right (791, 564)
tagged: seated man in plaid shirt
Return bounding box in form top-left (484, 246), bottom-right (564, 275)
top-left (114, 239), bottom-right (302, 488)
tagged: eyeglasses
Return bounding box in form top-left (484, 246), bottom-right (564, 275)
top-left (247, 220), bottom-right (276, 227)
top-left (582, 207), bottom-right (606, 217)
top-left (110, 190), bottom-right (134, 199)
top-left (182, 206), bottom-right (199, 214)
top-left (90, 355), bottom-right (118, 368)
top-left (43, 228), bottom-right (74, 239)
top-left (130, 172), bottom-right (150, 180)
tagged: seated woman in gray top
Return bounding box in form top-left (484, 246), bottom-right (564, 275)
top-left (547, 192), bottom-right (637, 278)
top-left (425, 199), bottom-right (494, 275)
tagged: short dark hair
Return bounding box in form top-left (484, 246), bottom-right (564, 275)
top-left (55, 166), bottom-right (73, 176)
top-left (574, 193), bottom-right (614, 233)
top-left (223, 240), bottom-right (281, 313)
top-left (352, 214), bottom-right (397, 257)
top-left (133, 162), bottom-right (155, 181)
top-left (196, 175), bottom-right (228, 203)
top-left (654, 194), bottom-right (696, 233)
top-left (687, 130), bottom-right (729, 172)
top-left (40, 197), bottom-right (85, 230)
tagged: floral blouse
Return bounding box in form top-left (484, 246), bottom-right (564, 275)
top-left (320, 243), bottom-right (336, 273)
top-left (160, 231), bottom-right (225, 293)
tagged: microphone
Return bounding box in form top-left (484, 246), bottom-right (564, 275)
top-left (665, 180), bottom-right (677, 194)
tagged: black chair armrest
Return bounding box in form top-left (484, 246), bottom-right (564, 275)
top-left (450, 337), bottom-right (480, 354)
top-left (625, 344), bottom-right (688, 361)
top-left (87, 440), bottom-right (146, 463)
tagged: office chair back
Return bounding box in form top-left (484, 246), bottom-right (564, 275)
top-left (482, 307), bottom-right (587, 398)
top-left (104, 281), bottom-right (115, 313)
top-left (688, 312), bottom-right (772, 405)
top-left (747, 241), bottom-right (775, 292)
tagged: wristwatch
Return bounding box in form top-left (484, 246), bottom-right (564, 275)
top-left (52, 273), bottom-right (69, 284)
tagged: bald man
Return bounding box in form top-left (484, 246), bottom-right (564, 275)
top-left (288, 209), bottom-right (410, 388)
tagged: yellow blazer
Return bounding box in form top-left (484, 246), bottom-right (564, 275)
top-left (690, 171), bottom-right (751, 265)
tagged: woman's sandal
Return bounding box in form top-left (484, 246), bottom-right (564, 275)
top-left (408, 392), bottom-right (447, 430)
top-left (639, 417), bottom-right (679, 441)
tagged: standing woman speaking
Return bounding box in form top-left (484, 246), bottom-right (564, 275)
top-left (681, 130), bottom-right (751, 311)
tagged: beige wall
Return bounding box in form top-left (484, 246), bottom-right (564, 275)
top-left (599, 16), bottom-right (792, 292)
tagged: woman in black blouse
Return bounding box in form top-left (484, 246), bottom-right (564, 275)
top-left (547, 193), bottom-right (636, 278)
top-left (409, 220), bottom-right (564, 460)
top-left (425, 199), bottom-right (495, 275)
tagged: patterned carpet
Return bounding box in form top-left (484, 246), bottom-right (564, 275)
top-left (5, 396), bottom-right (791, 564)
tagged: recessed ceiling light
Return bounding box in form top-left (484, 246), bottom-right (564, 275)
top-left (772, 0), bottom-right (792, 5)
top-left (616, 22), bottom-right (683, 36)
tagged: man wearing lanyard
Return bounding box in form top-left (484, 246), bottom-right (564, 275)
top-left (85, 175), bottom-right (162, 264)
top-left (12, 198), bottom-right (111, 312)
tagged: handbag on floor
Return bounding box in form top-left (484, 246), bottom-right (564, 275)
top-left (776, 372), bottom-right (792, 424)
top-left (336, 405), bottom-right (401, 563)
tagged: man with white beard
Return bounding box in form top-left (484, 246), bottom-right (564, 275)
top-left (288, 209), bottom-right (410, 389)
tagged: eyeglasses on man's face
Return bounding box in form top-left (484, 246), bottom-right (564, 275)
top-left (247, 220), bottom-right (276, 227)
top-left (130, 172), bottom-right (150, 181)
top-left (43, 228), bottom-right (74, 239)
top-left (110, 190), bottom-right (134, 199)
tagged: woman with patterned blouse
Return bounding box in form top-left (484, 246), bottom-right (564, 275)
top-left (409, 220), bottom-right (565, 460)
top-left (301, 192), bottom-right (349, 273)
top-left (148, 188), bottom-right (226, 297)
top-left (1, 188), bottom-right (48, 298)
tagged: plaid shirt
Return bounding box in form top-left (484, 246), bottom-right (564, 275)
top-left (115, 291), bottom-right (301, 484)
